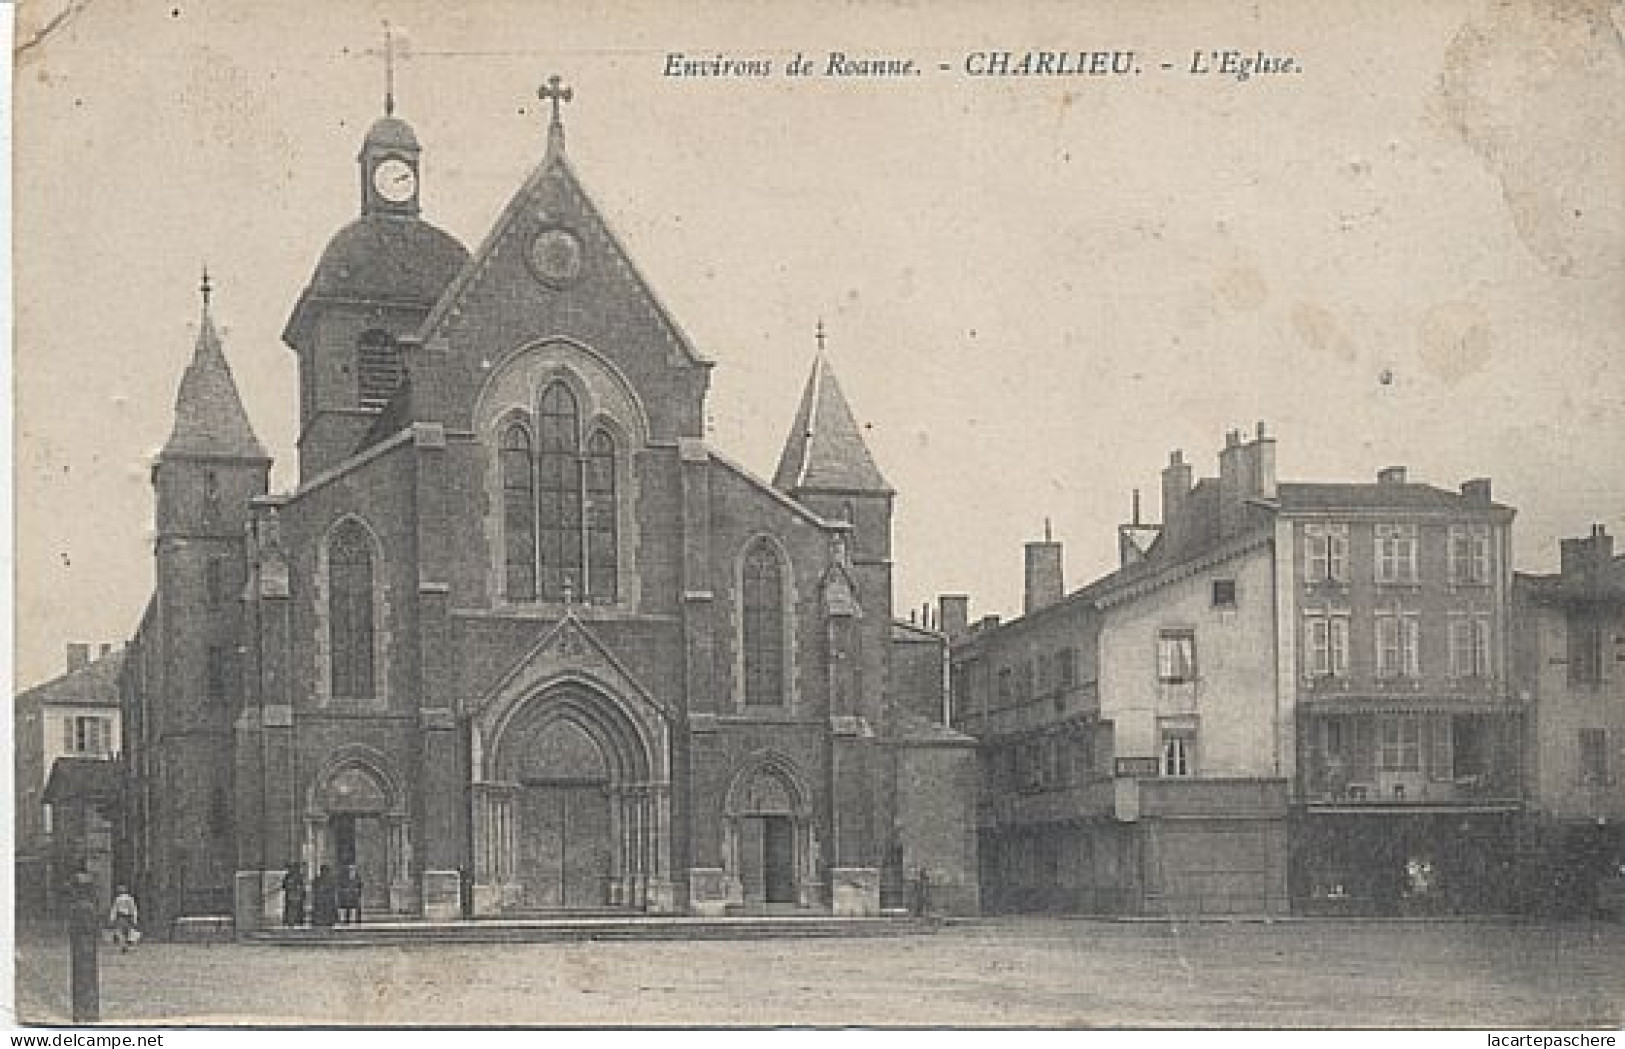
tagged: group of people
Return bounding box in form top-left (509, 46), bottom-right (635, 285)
top-left (280, 862), bottom-right (364, 928)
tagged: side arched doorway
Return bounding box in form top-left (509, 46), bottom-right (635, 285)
top-left (725, 755), bottom-right (817, 910)
top-left (304, 751), bottom-right (412, 916)
top-left (474, 681), bottom-right (671, 913)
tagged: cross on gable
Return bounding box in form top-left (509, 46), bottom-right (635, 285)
top-left (362, 22), bottom-right (406, 116)
top-left (539, 75), bottom-right (574, 127)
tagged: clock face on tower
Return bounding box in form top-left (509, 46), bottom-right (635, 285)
top-left (372, 158), bottom-right (417, 204)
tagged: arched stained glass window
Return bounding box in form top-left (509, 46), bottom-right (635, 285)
top-left (585, 429), bottom-right (618, 604)
top-left (742, 541), bottom-right (786, 707)
top-left (537, 383), bottom-right (583, 601)
top-left (329, 520), bottom-right (375, 700)
top-left (501, 423), bottom-right (537, 600)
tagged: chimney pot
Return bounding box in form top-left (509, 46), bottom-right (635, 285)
top-left (66, 643), bottom-right (91, 673)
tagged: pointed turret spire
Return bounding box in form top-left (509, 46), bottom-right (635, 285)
top-left (162, 272), bottom-right (268, 461)
top-left (772, 325), bottom-right (891, 495)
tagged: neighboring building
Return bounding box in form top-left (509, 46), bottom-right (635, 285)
top-left (13, 644), bottom-right (124, 918)
top-left (120, 84), bottom-right (977, 932)
top-left (1513, 525), bottom-right (1625, 914)
top-left (1279, 460), bottom-right (1520, 916)
top-left (950, 423), bottom-right (1521, 916)
top-left (949, 437), bottom-right (1292, 917)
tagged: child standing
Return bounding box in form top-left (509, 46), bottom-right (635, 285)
top-left (108, 886), bottom-right (140, 952)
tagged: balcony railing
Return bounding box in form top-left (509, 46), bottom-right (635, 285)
top-left (1303, 764), bottom-right (1521, 806)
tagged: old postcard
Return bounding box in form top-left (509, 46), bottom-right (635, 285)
top-left (10, 0), bottom-right (1623, 1032)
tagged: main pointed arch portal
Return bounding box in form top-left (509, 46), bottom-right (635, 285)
top-left (473, 680), bottom-right (671, 913)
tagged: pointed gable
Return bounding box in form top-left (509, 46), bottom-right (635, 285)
top-left (162, 299), bottom-right (267, 461)
top-left (773, 355), bottom-right (891, 494)
top-left (416, 126), bottom-right (709, 372)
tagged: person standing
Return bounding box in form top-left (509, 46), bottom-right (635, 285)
top-left (281, 862), bottom-right (307, 927)
top-left (337, 864), bottom-right (363, 925)
top-left (311, 864), bottom-right (339, 928)
top-left (108, 886), bottom-right (140, 952)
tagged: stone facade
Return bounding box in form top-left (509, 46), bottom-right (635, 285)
top-left (1512, 526), bottom-right (1625, 914)
top-left (119, 96), bottom-right (976, 929)
top-left (13, 646), bottom-right (123, 918)
top-left (952, 423), bottom-right (1519, 917)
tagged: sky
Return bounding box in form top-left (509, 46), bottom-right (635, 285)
top-left (11, 0), bottom-right (1625, 690)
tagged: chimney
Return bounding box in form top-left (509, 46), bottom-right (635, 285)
top-left (99, 643), bottom-right (113, 658)
top-left (66, 643), bottom-right (91, 673)
top-left (1024, 520), bottom-right (1065, 614)
top-left (938, 595), bottom-right (969, 640)
top-left (1378, 466), bottom-right (1408, 485)
top-left (1161, 450), bottom-right (1192, 547)
top-left (1460, 478), bottom-right (1492, 505)
top-left (977, 614), bottom-right (1002, 632)
top-left (1218, 430), bottom-right (1246, 536)
top-left (1560, 524), bottom-right (1614, 582)
top-left (1253, 420), bottom-right (1277, 501)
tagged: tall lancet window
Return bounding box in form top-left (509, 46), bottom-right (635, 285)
top-left (585, 429), bottom-right (618, 603)
top-left (329, 520), bottom-right (376, 700)
top-left (537, 382), bottom-right (583, 601)
top-left (501, 422), bottom-right (537, 600)
top-left (742, 541), bottom-right (787, 707)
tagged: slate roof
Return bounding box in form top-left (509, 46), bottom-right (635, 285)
top-left (1278, 482), bottom-right (1510, 513)
top-left (307, 214), bottom-right (470, 305)
top-left (43, 757), bottom-right (121, 805)
top-left (364, 114), bottom-right (420, 152)
top-left (891, 619), bottom-right (945, 644)
top-left (17, 650), bottom-right (125, 709)
top-left (772, 355), bottom-right (891, 494)
top-left (161, 308), bottom-right (268, 460)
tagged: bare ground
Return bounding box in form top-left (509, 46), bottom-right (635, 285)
top-left (12, 917), bottom-right (1624, 1028)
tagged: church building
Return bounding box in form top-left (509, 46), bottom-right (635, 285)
top-left (118, 80), bottom-right (979, 930)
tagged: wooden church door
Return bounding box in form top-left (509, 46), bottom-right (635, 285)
top-left (518, 781), bottom-right (611, 909)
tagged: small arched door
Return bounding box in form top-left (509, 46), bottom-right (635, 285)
top-left (730, 764), bottom-right (805, 907)
top-left (316, 763), bottom-right (395, 914)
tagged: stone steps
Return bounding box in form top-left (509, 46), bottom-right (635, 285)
top-left (247, 914), bottom-right (933, 946)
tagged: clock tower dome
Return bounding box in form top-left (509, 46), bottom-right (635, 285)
top-left (282, 96), bottom-right (469, 481)
top-left (359, 113), bottom-right (421, 217)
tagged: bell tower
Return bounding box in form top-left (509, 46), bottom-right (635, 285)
top-left (281, 52), bottom-right (469, 481)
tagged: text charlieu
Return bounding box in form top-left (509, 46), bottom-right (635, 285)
top-left (662, 49), bottom-right (1301, 82)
